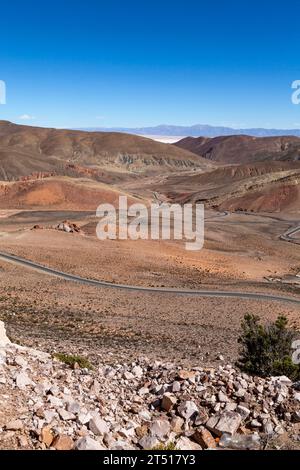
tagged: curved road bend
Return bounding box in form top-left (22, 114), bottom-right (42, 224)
top-left (0, 251), bottom-right (299, 305)
top-left (280, 224), bottom-right (300, 245)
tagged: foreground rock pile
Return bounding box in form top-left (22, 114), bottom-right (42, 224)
top-left (54, 221), bottom-right (81, 234)
top-left (31, 221), bottom-right (82, 234)
top-left (0, 323), bottom-right (299, 450)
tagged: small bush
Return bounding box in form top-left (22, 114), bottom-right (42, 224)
top-left (152, 442), bottom-right (177, 450)
top-left (237, 314), bottom-right (300, 380)
top-left (53, 352), bottom-right (92, 370)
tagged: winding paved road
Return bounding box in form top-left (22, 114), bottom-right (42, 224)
top-left (0, 251), bottom-right (299, 305)
top-left (280, 224), bottom-right (300, 245)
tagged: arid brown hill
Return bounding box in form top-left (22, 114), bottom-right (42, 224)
top-left (149, 161), bottom-right (300, 213)
top-left (0, 121), bottom-right (210, 181)
top-left (175, 135), bottom-right (300, 164)
top-left (0, 176), bottom-right (141, 210)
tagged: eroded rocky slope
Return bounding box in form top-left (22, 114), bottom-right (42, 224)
top-left (0, 322), bottom-right (299, 450)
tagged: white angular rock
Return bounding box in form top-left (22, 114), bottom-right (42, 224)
top-left (58, 409), bottom-right (76, 421)
top-left (271, 376), bottom-right (292, 386)
top-left (76, 436), bottom-right (105, 450)
top-left (89, 415), bottom-right (109, 435)
top-left (262, 420), bottom-right (274, 435)
top-left (236, 405), bottom-right (250, 420)
top-left (176, 436), bottom-right (202, 450)
top-left (250, 419), bottom-right (262, 428)
top-left (138, 409), bottom-right (152, 422)
top-left (294, 392), bottom-right (300, 402)
top-left (225, 403), bottom-right (237, 412)
top-left (132, 366), bottom-right (143, 378)
top-left (111, 439), bottom-right (136, 450)
top-left (206, 411), bottom-right (242, 436)
top-left (66, 401), bottom-right (81, 414)
top-left (14, 356), bottom-right (28, 368)
top-left (177, 400), bottom-right (199, 420)
top-left (139, 435), bottom-right (159, 449)
top-left (218, 391), bottom-right (229, 402)
top-left (77, 411), bottom-right (92, 425)
top-left (172, 381), bottom-right (181, 392)
top-left (150, 418), bottom-right (171, 438)
top-left (0, 322), bottom-right (10, 347)
top-left (123, 371), bottom-right (134, 380)
top-left (43, 410), bottom-right (58, 424)
top-left (15, 371), bottom-right (33, 389)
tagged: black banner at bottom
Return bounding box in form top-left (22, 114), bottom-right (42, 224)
top-left (0, 450), bottom-right (299, 466)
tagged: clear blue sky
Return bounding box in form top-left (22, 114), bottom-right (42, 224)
top-left (1, 0), bottom-right (300, 129)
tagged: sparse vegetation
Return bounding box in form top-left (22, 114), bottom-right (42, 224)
top-left (53, 352), bottom-right (92, 370)
top-left (237, 314), bottom-right (300, 380)
top-left (152, 442), bottom-right (177, 450)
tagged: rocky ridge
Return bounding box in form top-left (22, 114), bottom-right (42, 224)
top-left (0, 322), bottom-right (299, 450)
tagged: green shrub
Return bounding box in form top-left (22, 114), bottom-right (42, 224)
top-left (236, 314), bottom-right (300, 380)
top-left (152, 442), bottom-right (177, 450)
top-left (53, 352), bottom-right (92, 370)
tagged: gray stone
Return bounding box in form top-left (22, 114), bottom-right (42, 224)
top-left (250, 419), bottom-right (262, 428)
top-left (15, 372), bottom-right (33, 389)
top-left (123, 371), bottom-right (134, 380)
top-left (172, 381), bottom-right (181, 393)
top-left (77, 411), bottom-right (92, 425)
top-left (139, 435), bottom-right (160, 449)
top-left (236, 405), bottom-right (250, 420)
top-left (206, 411), bottom-right (242, 436)
top-left (14, 356), bottom-right (28, 368)
top-left (293, 392), bottom-right (300, 402)
top-left (76, 436), bottom-right (105, 450)
top-left (48, 396), bottom-right (63, 407)
top-left (49, 385), bottom-right (60, 396)
top-left (111, 439), bottom-right (135, 450)
top-left (225, 403), bottom-right (237, 412)
top-left (43, 410), bottom-right (58, 424)
top-left (234, 388), bottom-right (246, 398)
top-left (177, 400), bottom-right (199, 420)
top-left (218, 391), bottom-right (229, 402)
top-left (194, 407), bottom-right (209, 425)
top-left (58, 409), bottom-right (76, 421)
top-left (66, 401), bottom-right (81, 414)
top-left (132, 366), bottom-right (143, 378)
top-left (271, 376), bottom-right (292, 386)
top-left (138, 409), bottom-right (152, 422)
top-left (150, 418), bottom-right (171, 438)
top-left (176, 436), bottom-right (202, 450)
top-left (262, 420), bottom-right (274, 435)
top-left (89, 415), bottom-right (109, 435)
top-left (118, 427), bottom-right (136, 439)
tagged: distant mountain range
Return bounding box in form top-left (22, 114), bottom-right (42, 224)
top-left (78, 124), bottom-right (300, 138)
